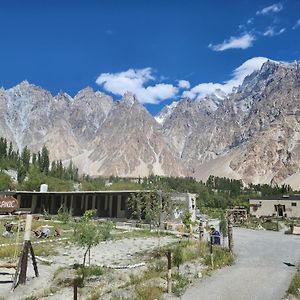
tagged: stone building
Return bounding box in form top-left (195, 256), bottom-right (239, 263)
top-left (249, 195), bottom-right (300, 218)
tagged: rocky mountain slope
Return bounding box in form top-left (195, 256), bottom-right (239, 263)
top-left (1, 60), bottom-right (300, 187)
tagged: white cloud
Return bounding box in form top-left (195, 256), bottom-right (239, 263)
top-left (95, 68), bottom-right (178, 104)
top-left (263, 26), bottom-right (285, 36)
top-left (183, 57), bottom-right (272, 99)
top-left (178, 80), bottom-right (191, 89)
top-left (293, 19), bottom-right (300, 30)
top-left (256, 3), bottom-right (283, 15)
top-left (209, 33), bottom-right (255, 51)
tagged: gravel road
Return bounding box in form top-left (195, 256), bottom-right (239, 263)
top-left (182, 228), bottom-right (300, 300)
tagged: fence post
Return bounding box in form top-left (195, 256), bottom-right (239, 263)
top-left (199, 222), bottom-right (204, 241)
top-left (210, 235), bottom-right (214, 268)
top-left (166, 250), bottom-right (172, 293)
top-left (228, 218), bottom-right (234, 254)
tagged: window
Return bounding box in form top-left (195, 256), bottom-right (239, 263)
top-left (292, 202), bottom-right (297, 207)
top-left (121, 196), bottom-right (127, 211)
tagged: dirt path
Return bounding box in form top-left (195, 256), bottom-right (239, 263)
top-left (180, 228), bottom-right (300, 300)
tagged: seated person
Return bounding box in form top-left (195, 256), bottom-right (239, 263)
top-left (54, 228), bottom-right (61, 237)
top-left (39, 226), bottom-right (50, 238)
top-left (33, 225), bottom-right (43, 237)
top-left (2, 222), bottom-right (13, 237)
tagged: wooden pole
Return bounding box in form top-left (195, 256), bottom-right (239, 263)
top-left (18, 215), bottom-right (32, 285)
top-left (166, 250), bottom-right (172, 293)
top-left (24, 214), bottom-right (32, 242)
top-left (18, 241), bottom-right (29, 284)
top-left (228, 218), bottom-right (233, 254)
top-left (210, 235), bottom-right (214, 268)
top-left (29, 244), bottom-right (39, 277)
top-left (199, 222), bottom-right (203, 241)
top-left (73, 281), bottom-right (78, 300)
top-left (14, 214), bottom-right (39, 287)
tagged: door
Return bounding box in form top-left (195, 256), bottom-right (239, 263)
top-left (112, 196), bottom-right (118, 218)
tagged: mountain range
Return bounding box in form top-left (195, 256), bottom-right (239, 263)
top-left (1, 59), bottom-right (300, 188)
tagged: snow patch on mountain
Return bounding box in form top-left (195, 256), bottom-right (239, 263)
top-left (155, 101), bottom-right (179, 124)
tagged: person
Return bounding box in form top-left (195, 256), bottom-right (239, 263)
top-left (211, 227), bottom-right (221, 245)
top-left (34, 225), bottom-right (51, 238)
top-left (54, 228), bottom-right (61, 237)
top-left (2, 222), bottom-right (13, 237)
top-left (40, 225), bottom-right (50, 238)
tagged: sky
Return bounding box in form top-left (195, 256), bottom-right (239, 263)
top-left (0, 0), bottom-right (300, 115)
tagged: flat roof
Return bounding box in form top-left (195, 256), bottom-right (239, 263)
top-left (250, 195), bottom-right (300, 201)
top-left (0, 190), bottom-right (152, 195)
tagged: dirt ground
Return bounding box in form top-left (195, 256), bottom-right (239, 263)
top-left (1, 235), bottom-right (177, 300)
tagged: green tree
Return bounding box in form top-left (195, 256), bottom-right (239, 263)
top-left (17, 164), bottom-right (27, 183)
top-left (72, 210), bottom-right (102, 274)
top-left (0, 172), bottom-right (13, 191)
top-left (41, 145), bottom-right (50, 174)
top-left (219, 213), bottom-right (228, 245)
top-left (22, 166), bottom-right (45, 190)
top-left (8, 141), bottom-right (13, 159)
top-left (182, 211), bottom-right (192, 231)
top-left (32, 153), bottom-right (37, 166)
top-left (21, 146), bottom-right (31, 172)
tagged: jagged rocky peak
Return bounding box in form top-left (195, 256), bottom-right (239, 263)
top-left (155, 101), bottom-right (179, 125)
top-left (258, 59), bottom-right (280, 78)
top-left (74, 86), bottom-right (96, 101)
top-left (121, 91), bottom-right (139, 107)
top-left (196, 90), bottom-right (225, 112)
top-left (54, 91), bottom-right (73, 102)
top-left (73, 87), bottom-right (113, 114)
top-left (15, 80), bottom-right (31, 89)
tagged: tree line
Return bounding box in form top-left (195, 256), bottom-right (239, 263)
top-left (0, 136), bottom-right (293, 210)
top-left (0, 136), bottom-right (78, 191)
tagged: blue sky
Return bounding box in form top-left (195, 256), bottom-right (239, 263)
top-left (0, 0), bottom-right (300, 115)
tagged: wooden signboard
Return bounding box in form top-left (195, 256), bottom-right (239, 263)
top-left (0, 195), bottom-right (18, 213)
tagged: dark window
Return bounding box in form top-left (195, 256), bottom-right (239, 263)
top-left (292, 202), bottom-right (297, 207)
top-left (121, 196), bottom-right (127, 211)
top-left (98, 196), bottom-right (105, 210)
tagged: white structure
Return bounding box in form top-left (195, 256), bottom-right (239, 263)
top-left (249, 195), bottom-right (300, 218)
top-left (171, 192), bottom-right (197, 222)
top-left (40, 184), bottom-right (48, 193)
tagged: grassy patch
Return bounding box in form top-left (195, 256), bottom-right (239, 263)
top-left (261, 221), bottom-right (278, 231)
top-left (172, 271), bottom-right (190, 296)
top-left (287, 265), bottom-right (300, 297)
top-left (86, 287), bottom-right (103, 300)
top-left (135, 284), bottom-right (163, 300)
top-left (0, 242), bottom-right (58, 259)
top-left (76, 265), bottom-right (104, 278)
top-left (204, 247), bottom-right (234, 269)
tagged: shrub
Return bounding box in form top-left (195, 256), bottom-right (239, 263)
top-left (173, 245), bottom-right (184, 270)
top-left (172, 272), bottom-right (190, 296)
top-left (76, 265), bottom-right (103, 278)
top-left (57, 205), bottom-right (72, 224)
top-left (204, 247), bottom-right (234, 269)
top-left (99, 221), bottom-right (114, 240)
top-left (135, 285), bottom-right (163, 300)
